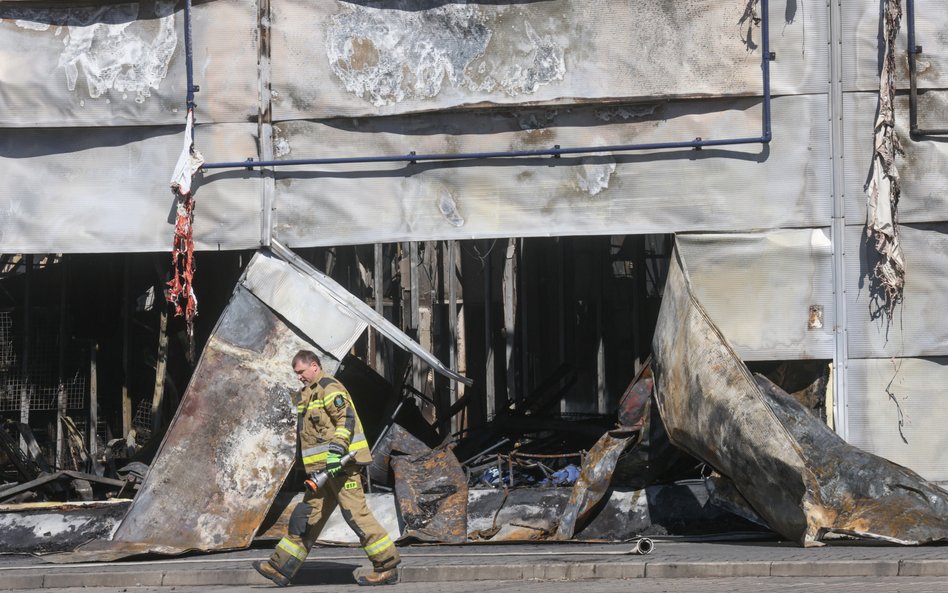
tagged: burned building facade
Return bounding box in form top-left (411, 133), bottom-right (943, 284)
top-left (1, 0), bottom-right (947, 550)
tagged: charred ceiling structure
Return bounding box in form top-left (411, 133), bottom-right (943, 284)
top-left (1, 0), bottom-right (948, 555)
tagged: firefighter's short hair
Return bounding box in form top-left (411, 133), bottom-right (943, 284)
top-left (292, 349), bottom-right (322, 368)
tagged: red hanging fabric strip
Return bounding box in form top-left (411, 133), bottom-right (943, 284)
top-left (167, 109), bottom-right (205, 362)
top-left (167, 193), bottom-right (198, 361)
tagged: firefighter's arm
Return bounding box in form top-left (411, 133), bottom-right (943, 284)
top-left (323, 380), bottom-right (355, 454)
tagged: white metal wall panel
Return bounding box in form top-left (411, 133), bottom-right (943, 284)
top-left (241, 252), bottom-right (368, 362)
top-left (270, 94), bottom-right (831, 246)
top-left (842, 0), bottom-right (948, 92)
top-left (0, 0), bottom-right (258, 127)
top-left (677, 229), bottom-right (835, 361)
top-left (844, 91), bottom-right (948, 225)
top-left (269, 0), bottom-right (826, 121)
top-left (847, 357), bottom-right (948, 482)
top-left (0, 123), bottom-right (261, 253)
top-left (846, 223), bottom-right (948, 358)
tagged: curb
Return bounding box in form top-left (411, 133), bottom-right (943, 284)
top-left (3, 559), bottom-right (948, 589)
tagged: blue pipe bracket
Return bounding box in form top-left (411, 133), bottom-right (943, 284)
top-left (197, 0), bottom-right (773, 172)
top-left (907, 0), bottom-right (948, 139)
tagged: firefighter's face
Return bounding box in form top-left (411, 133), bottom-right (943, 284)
top-left (294, 360), bottom-right (320, 385)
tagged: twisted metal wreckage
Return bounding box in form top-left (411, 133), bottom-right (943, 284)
top-left (5, 237), bottom-right (947, 560)
top-left (2, 0), bottom-right (947, 561)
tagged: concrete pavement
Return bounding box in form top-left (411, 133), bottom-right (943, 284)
top-left (2, 537), bottom-right (948, 590)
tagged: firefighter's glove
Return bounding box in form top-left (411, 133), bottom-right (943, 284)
top-left (326, 451), bottom-right (343, 477)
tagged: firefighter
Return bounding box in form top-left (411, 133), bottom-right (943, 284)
top-left (253, 350), bottom-right (400, 587)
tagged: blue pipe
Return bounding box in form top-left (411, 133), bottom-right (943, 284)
top-left (184, 0), bottom-right (196, 111)
top-left (200, 0), bottom-right (773, 171)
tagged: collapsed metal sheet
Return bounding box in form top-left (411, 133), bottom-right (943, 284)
top-left (0, 0), bottom-right (258, 127)
top-left (676, 229), bottom-right (835, 360)
top-left (273, 94), bottom-right (831, 246)
top-left (0, 123), bottom-right (261, 253)
top-left (0, 500), bottom-right (130, 554)
top-left (847, 357), bottom-right (948, 483)
top-left (468, 483), bottom-right (758, 542)
top-left (48, 286), bottom-right (315, 561)
top-left (554, 429), bottom-right (637, 540)
top-left (843, 0), bottom-right (948, 92)
top-left (391, 448), bottom-right (468, 544)
top-left (845, 223), bottom-right (948, 359)
top-left (269, 0), bottom-right (825, 120)
top-left (241, 250), bottom-right (368, 362)
top-left (653, 240), bottom-right (948, 545)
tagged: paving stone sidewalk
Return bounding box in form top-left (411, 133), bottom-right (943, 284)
top-left (1, 537), bottom-right (947, 590)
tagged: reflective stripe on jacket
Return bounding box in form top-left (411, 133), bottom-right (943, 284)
top-left (298, 372), bottom-right (371, 473)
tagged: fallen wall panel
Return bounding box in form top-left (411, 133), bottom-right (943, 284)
top-left (653, 239), bottom-right (948, 546)
top-left (53, 285), bottom-right (306, 561)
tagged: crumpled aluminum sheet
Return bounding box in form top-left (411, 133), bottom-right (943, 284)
top-left (46, 285), bottom-right (307, 562)
top-left (0, 500), bottom-right (130, 555)
top-left (554, 429), bottom-right (637, 540)
top-left (653, 240), bottom-right (948, 546)
top-left (391, 447), bottom-right (468, 544)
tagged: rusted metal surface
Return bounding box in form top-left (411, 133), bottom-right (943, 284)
top-left (653, 241), bottom-right (948, 546)
top-left (47, 286), bottom-right (302, 562)
top-left (555, 429), bottom-right (637, 540)
top-left (391, 447), bottom-right (468, 544)
top-left (617, 361), bottom-right (653, 429)
top-left (0, 500), bottom-right (130, 554)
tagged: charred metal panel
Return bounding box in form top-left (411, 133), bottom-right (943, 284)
top-left (269, 0), bottom-right (825, 120)
top-left (392, 448), bottom-right (467, 544)
top-left (51, 286), bottom-right (310, 561)
top-left (653, 242), bottom-right (948, 545)
top-left (843, 0), bottom-right (948, 92)
top-left (273, 94), bottom-right (831, 246)
top-left (555, 430), bottom-right (637, 540)
top-left (0, 500), bottom-right (129, 554)
top-left (847, 358), bottom-right (948, 483)
top-left (467, 488), bottom-right (566, 541)
top-left (468, 483), bottom-right (757, 542)
top-left (0, 0), bottom-right (258, 127)
top-left (241, 251), bottom-right (368, 362)
top-left (844, 91), bottom-right (948, 225)
top-left (0, 123), bottom-right (260, 253)
top-left (677, 229), bottom-right (835, 360)
top-left (846, 223), bottom-right (948, 358)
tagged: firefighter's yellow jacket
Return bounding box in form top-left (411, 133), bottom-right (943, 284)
top-left (297, 371), bottom-right (371, 473)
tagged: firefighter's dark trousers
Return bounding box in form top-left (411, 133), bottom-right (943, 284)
top-left (268, 468), bottom-right (399, 580)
